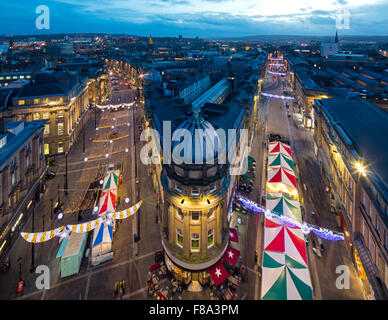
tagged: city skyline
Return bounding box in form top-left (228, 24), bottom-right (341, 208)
top-left (1, 0), bottom-right (388, 38)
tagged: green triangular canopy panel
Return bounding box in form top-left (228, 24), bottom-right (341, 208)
top-left (262, 267), bottom-right (287, 300)
top-left (287, 267), bottom-right (313, 300)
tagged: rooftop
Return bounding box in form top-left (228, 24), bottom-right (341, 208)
top-left (0, 120), bottom-right (46, 168)
top-left (319, 97), bottom-right (388, 195)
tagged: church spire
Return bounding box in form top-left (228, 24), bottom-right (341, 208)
top-left (335, 30), bottom-right (339, 43)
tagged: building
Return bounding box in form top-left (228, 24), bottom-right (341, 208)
top-left (9, 70), bottom-right (91, 155)
top-left (144, 69), bottom-right (258, 289)
top-left (313, 96), bottom-right (388, 299)
top-left (163, 73), bottom-right (211, 103)
top-left (0, 119), bottom-right (46, 260)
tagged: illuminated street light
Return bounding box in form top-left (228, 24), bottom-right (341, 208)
top-left (355, 162), bottom-right (366, 176)
top-left (100, 179), bottom-right (104, 185)
top-left (125, 148), bottom-right (128, 152)
top-left (58, 213), bottom-right (63, 220)
top-left (110, 140), bottom-right (113, 144)
top-left (84, 157), bottom-right (88, 162)
top-left (105, 153), bottom-right (109, 158)
top-left (125, 197), bottom-right (130, 203)
top-left (93, 206), bottom-right (99, 213)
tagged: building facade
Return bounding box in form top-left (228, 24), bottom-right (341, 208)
top-left (313, 97), bottom-right (388, 299)
top-left (9, 71), bottom-right (91, 155)
top-left (0, 120), bottom-right (46, 260)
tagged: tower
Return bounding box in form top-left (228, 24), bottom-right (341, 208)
top-left (335, 30), bottom-right (339, 43)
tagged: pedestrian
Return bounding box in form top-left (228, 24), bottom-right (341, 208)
top-left (155, 215), bottom-right (158, 224)
top-left (120, 280), bottom-right (126, 295)
top-left (114, 281), bottom-right (119, 298)
top-left (254, 251), bottom-right (258, 264)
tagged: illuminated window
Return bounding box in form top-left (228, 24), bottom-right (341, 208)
top-left (43, 112), bottom-right (49, 119)
top-left (57, 122), bottom-right (64, 135)
top-left (6, 76), bottom-right (11, 80)
top-left (33, 113), bottom-right (40, 120)
top-left (34, 99), bottom-right (40, 104)
top-left (191, 233), bottom-right (200, 252)
top-left (191, 188), bottom-right (200, 196)
top-left (175, 184), bottom-right (182, 193)
top-left (176, 228), bottom-right (183, 247)
top-left (13, 76), bottom-right (17, 79)
top-left (0, 77), bottom-right (3, 80)
top-left (44, 124), bottom-right (50, 136)
top-left (57, 142), bottom-right (64, 153)
top-left (18, 100), bottom-right (25, 105)
top-left (11, 172), bottom-right (15, 186)
top-left (209, 183), bottom-right (217, 193)
top-left (26, 75), bottom-right (31, 79)
top-left (20, 75), bottom-right (25, 79)
top-left (44, 143), bottom-right (50, 155)
top-left (57, 110), bottom-right (64, 118)
top-left (208, 229), bottom-right (214, 248)
top-left (191, 211), bottom-right (200, 221)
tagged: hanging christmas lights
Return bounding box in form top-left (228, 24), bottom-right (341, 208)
top-left (236, 194), bottom-right (344, 241)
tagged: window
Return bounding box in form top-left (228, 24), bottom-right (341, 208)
top-left (34, 99), bottom-right (40, 104)
top-left (57, 110), bottom-right (64, 118)
top-left (57, 142), bottom-right (64, 153)
top-left (207, 208), bottom-right (215, 219)
top-left (210, 184), bottom-right (217, 193)
top-left (44, 144), bottom-right (50, 155)
top-left (26, 156), bottom-right (30, 169)
top-left (208, 229), bottom-right (214, 248)
top-left (376, 218), bottom-right (380, 236)
top-left (57, 122), bottom-right (64, 136)
top-left (44, 124), bottom-right (50, 136)
top-left (191, 188), bottom-right (200, 196)
top-left (175, 184), bottom-right (182, 193)
top-left (191, 211), bottom-right (200, 221)
top-left (43, 112), bottom-right (49, 119)
top-left (18, 100), bottom-right (25, 105)
top-left (191, 233), bottom-right (200, 252)
top-left (176, 228), bottom-right (183, 247)
top-left (33, 113), bottom-right (40, 120)
top-left (11, 172), bottom-right (15, 186)
top-left (176, 207), bottom-right (183, 220)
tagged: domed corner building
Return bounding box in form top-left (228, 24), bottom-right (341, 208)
top-left (160, 105), bottom-right (231, 291)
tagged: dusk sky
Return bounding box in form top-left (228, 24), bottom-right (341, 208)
top-left (1, 0), bottom-right (387, 38)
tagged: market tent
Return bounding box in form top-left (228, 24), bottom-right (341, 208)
top-left (92, 223), bottom-right (113, 248)
top-left (266, 192), bottom-right (302, 222)
top-left (267, 167), bottom-right (298, 197)
top-left (268, 142), bottom-right (292, 157)
top-left (102, 170), bottom-right (119, 191)
top-left (268, 153), bottom-right (294, 172)
top-left (263, 218), bottom-right (285, 252)
top-left (99, 190), bottom-right (117, 215)
top-left (261, 251), bottom-right (313, 300)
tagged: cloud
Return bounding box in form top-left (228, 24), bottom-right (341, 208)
top-left (0, 0), bottom-right (387, 37)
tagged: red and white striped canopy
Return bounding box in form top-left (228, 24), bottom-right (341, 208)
top-left (269, 141), bottom-right (292, 157)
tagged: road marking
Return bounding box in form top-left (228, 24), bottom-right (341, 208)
top-left (16, 248), bottom-right (162, 300)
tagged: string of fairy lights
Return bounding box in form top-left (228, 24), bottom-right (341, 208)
top-left (236, 195), bottom-right (345, 241)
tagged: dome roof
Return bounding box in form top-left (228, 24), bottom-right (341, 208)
top-left (144, 69), bottom-right (162, 83)
top-left (171, 112), bottom-right (221, 165)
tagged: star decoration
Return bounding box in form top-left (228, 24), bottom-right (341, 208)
top-left (215, 268), bottom-right (222, 278)
top-left (229, 232), bottom-right (234, 238)
top-left (228, 250), bottom-right (234, 259)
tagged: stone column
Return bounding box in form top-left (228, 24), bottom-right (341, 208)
top-left (183, 210), bottom-right (190, 254)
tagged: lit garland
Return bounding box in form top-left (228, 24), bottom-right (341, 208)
top-left (269, 64), bottom-right (285, 67)
top-left (236, 195), bottom-right (344, 241)
top-left (269, 58), bottom-right (283, 61)
top-left (261, 93), bottom-right (294, 100)
top-left (267, 71), bottom-right (287, 76)
top-left (96, 102), bottom-right (135, 110)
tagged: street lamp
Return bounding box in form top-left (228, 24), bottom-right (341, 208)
top-left (30, 207), bottom-right (35, 272)
top-left (65, 152), bottom-right (68, 195)
top-left (355, 162), bottom-right (366, 177)
top-left (17, 257), bottom-right (22, 281)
